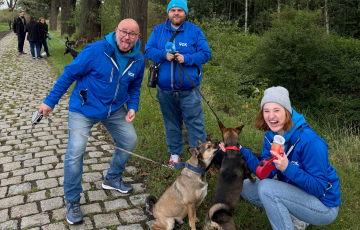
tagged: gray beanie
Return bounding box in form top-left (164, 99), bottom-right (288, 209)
top-left (260, 86), bottom-right (292, 114)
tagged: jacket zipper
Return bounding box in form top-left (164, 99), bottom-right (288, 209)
top-left (104, 51), bottom-right (140, 118)
top-left (110, 67), bottom-right (114, 82)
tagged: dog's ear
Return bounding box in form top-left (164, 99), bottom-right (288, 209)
top-left (218, 121), bottom-right (226, 133)
top-left (188, 147), bottom-right (199, 157)
top-left (235, 125), bottom-right (245, 135)
top-left (197, 139), bottom-right (203, 146)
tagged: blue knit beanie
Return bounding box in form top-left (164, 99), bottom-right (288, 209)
top-left (167, 0), bottom-right (188, 15)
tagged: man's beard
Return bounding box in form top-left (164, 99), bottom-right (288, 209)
top-left (170, 16), bottom-right (185, 26)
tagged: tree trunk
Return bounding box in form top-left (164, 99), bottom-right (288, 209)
top-left (7, 0), bottom-right (18, 12)
top-left (50, 0), bottom-right (60, 31)
top-left (60, 0), bottom-right (76, 36)
top-left (121, 0), bottom-right (148, 64)
top-left (325, 0), bottom-right (329, 34)
top-left (245, 0), bottom-right (248, 32)
top-left (78, 0), bottom-right (101, 44)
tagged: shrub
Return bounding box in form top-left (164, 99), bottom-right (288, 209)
top-left (251, 8), bottom-right (360, 125)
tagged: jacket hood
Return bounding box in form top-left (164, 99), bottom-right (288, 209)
top-left (105, 31), bottom-right (140, 59)
top-left (266, 108), bottom-right (306, 150)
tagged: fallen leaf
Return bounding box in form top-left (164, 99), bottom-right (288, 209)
top-left (140, 172), bottom-right (149, 176)
top-left (121, 211), bottom-right (126, 213)
top-left (16, 214), bottom-right (20, 218)
top-left (340, 218), bottom-right (343, 221)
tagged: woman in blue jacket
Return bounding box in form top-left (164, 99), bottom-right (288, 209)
top-left (219, 86), bottom-right (341, 230)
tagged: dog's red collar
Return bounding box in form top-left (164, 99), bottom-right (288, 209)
top-left (225, 146), bottom-right (241, 151)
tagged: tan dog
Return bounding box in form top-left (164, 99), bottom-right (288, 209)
top-left (146, 140), bottom-right (220, 230)
top-left (204, 123), bottom-right (256, 230)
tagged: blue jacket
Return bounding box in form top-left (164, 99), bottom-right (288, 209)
top-left (241, 109), bottom-right (341, 207)
top-left (145, 19), bottom-right (211, 90)
top-left (43, 33), bottom-right (145, 119)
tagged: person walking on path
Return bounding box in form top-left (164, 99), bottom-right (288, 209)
top-left (13, 11), bottom-right (27, 55)
top-left (26, 16), bottom-right (42, 59)
top-left (37, 18), bottom-right (145, 225)
top-left (39, 17), bottom-right (50, 57)
top-left (9, 20), bottom-right (12, 30)
top-left (145, 0), bottom-right (212, 165)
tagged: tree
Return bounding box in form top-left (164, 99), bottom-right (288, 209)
top-left (6, 0), bottom-right (18, 11)
top-left (78, 0), bottom-right (101, 43)
top-left (50, 0), bottom-right (60, 30)
top-left (60, 0), bottom-right (76, 36)
top-left (120, 0), bottom-right (148, 59)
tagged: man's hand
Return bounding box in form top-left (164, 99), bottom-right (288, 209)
top-left (39, 103), bottom-right (53, 116)
top-left (14, 33), bottom-right (17, 35)
top-left (166, 52), bottom-right (175, 61)
top-left (271, 150), bottom-right (288, 172)
top-left (174, 51), bottom-right (184, 63)
top-left (125, 109), bottom-right (135, 122)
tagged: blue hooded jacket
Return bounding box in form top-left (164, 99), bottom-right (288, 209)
top-left (241, 108), bottom-right (341, 207)
top-left (145, 19), bottom-right (211, 90)
top-left (43, 32), bottom-right (145, 119)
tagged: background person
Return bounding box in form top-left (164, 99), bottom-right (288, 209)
top-left (215, 86), bottom-right (341, 230)
top-left (26, 16), bottom-right (42, 59)
top-left (145, 0), bottom-right (211, 165)
top-left (13, 11), bottom-right (27, 55)
top-left (39, 17), bottom-right (50, 57)
top-left (37, 18), bottom-right (144, 225)
top-left (9, 20), bottom-right (11, 30)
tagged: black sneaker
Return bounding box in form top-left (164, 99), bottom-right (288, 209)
top-left (21, 52), bottom-right (27, 54)
top-left (47, 54), bottom-right (51, 57)
top-left (37, 56), bottom-right (43, 59)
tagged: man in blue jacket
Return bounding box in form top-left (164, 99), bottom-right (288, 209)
top-left (38, 18), bottom-right (145, 225)
top-left (145, 0), bottom-right (211, 165)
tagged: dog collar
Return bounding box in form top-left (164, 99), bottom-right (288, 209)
top-left (174, 162), bottom-right (207, 174)
top-left (225, 146), bottom-right (241, 151)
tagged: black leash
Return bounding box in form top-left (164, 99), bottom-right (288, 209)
top-left (175, 59), bottom-right (224, 126)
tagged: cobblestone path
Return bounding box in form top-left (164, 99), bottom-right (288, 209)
top-left (0, 33), bottom-right (155, 230)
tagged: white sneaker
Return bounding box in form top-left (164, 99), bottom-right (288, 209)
top-left (41, 52), bottom-right (46, 56)
top-left (290, 214), bottom-right (310, 230)
top-left (169, 154), bottom-right (181, 166)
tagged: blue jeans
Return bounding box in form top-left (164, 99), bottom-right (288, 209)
top-left (156, 87), bottom-right (207, 155)
top-left (40, 37), bottom-right (49, 55)
top-left (17, 32), bottom-right (26, 52)
top-left (29, 40), bottom-right (41, 58)
top-left (64, 107), bottom-right (137, 201)
top-left (241, 178), bottom-right (339, 230)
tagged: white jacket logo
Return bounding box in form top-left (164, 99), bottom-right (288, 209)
top-left (128, 71), bottom-right (135, 77)
top-left (291, 161), bottom-right (300, 166)
top-left (179, 42), bottom-right (187, 47)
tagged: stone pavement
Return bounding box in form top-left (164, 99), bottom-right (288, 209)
top-left (0, 33), bottom-right (155, 230)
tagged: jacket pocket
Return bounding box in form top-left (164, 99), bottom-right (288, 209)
top-left (79, 89), bottom-right (87, 107)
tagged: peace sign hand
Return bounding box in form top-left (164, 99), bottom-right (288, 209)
top-left (271, 150), bottom-right (289, 172)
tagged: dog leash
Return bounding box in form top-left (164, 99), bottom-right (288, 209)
top-left (174, 59), bottom-right (224, 127)
top-left (67, 126), bottom-right (175, 170)
top-left (31, 111), bottom-right (174, 170)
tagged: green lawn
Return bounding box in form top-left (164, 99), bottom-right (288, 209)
top-left (0, 23), bottom-right (11, 32)
top-left (45, 34), bottom-right (359, 230)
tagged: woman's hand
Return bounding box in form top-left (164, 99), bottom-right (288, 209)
top-left (271, 150), bottom-right (289, 172)
top-left (219, 142), bottom-right (226, 152)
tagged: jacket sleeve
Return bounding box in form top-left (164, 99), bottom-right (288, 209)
top-left (13, 18), bottom-right (17, 33)
top-left (183, 28), bottom-right (211, 66)
top-left (241, 137), bottom-right (279, 178)
top-left (43, 45), bottom-right (94, 108)
top-left (282, 138), bottom-right (329, 197)
top-left (126, 58), bottom-right (145, 113)
top-left (144, 26), bottom-right (168, 64)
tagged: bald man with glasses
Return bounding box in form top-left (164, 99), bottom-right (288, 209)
top-left (38, 18), bottom-right (145, 225)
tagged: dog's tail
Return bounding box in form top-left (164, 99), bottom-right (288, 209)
top-left (145, 195), bottom-right (157, 215)
top-left (209, 203), bottom-right (232, 224)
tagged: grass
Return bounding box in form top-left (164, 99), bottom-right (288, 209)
top-left (43, 31), bottom-right (359, 230)
top-left (0, 22), bottom-right (11, 32)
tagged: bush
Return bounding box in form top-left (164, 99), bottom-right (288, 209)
top-left (251, 8), bottom-right (360, 125)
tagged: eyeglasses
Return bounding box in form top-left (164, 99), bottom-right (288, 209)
top-left (117, 28), bottom-right (139, 39)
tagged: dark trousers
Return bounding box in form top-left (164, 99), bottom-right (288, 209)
top-left (17, 32), bottom-right (26, 53)
top-left (29, 40), bottom-right (41, 58)
top-left (40, 37), bottom-right (50, 55)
